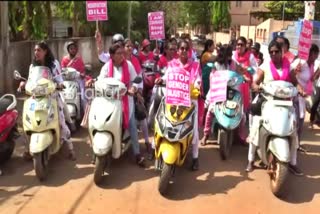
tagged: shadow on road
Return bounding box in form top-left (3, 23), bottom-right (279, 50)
top-left (0, 127), bottom-right (93, 207)
top-left (160, 143), bottom-right (254, 200)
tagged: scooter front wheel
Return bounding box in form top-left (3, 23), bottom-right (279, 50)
top-left (269, 154), bottom-right (289, 197)
top-left (33, 150), bottom-right (49, 181)
top-left (93, 155), bottom-right (107, 185)
top-left (218, 129), bottom-right (233, 160)
top-left (158, 162), bottom-right (173, 195)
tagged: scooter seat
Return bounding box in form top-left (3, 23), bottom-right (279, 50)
top-left (0, 97), bottom-right (13, 116)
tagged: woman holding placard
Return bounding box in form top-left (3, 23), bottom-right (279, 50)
top-left (155, 39), bottom-right (201, 170)
top-left (291, 44), bottom-right (320, 152)
top-left (232, 37), bottom-right (258, 144)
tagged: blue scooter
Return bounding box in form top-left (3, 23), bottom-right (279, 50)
top-left (210, 69), bottom-right (250, 160)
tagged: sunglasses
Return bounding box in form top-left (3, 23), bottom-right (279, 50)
top-left (269, 50), bottom-right (280, 54)
top-left (237, 43), bottom-right (245, 47)
top-left (179, 47), bottom-right (189, 51)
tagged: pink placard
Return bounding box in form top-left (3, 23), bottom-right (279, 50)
top-left (209, 70), bottom-right (228, 104)
top-left (298, 20), bottom-right (313, 60)
top-left (86, 1), bottom-right (108, 21)
top-left (148, 11), bottom-right (165, 40)
top-left (165, 67), bottom-right (191, 107)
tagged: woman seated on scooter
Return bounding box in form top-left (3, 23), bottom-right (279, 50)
top-left (154, 39), bottom-right (202, 171)
top-left (89, 43), bottom-right (145, 167)
top-left (18, 41), bottom-right (76, 160)
top-left (246, 40), bottom-right (303, 176)
top-left (200, 44), bottom-right (249, 146)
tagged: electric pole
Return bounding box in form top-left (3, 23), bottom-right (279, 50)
top-left (0, 1), bottom-right (9, 93)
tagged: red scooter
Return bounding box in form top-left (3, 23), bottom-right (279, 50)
top-left (0, 94), bottom-right (19, 171)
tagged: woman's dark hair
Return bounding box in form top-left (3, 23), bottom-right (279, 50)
top-left (310, 43), bottom-right (319, 54)
top-left (216, 44), bottom-right (233, 66)
top-left (200, 39), bottom-right (214, 60)
top-left (177, 39), bottom-right (189, 50)
top-left (236, 36), bottom-right (247, 46)
top-left (268, 40), bottom-right (282, 53)
top-left (109, 43), bottom-right (122, 55)
top-left (283, 37), bottom-right (290, 50)
top-left (162, 41), bottom-right (171, 56)
top-left (169, 37), bottom-right (177, 45)
top-left (33, 41), bottom-right (55, 69)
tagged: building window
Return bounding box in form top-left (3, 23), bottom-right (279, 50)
top-left (236, 1), bottom-right (242, 7)
top-left (252, 1), bottom-right (259, 8)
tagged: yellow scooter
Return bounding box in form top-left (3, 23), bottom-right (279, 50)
top-left (14, 67), bottom-right (61, 181)
top-left (154, 85), bottom-right (199, 195)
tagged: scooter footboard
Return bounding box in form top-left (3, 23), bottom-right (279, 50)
top-left (93, 132), bottom-right (113, 156)
top-left (30, 131), bottom-right (53, 154)
top-left (158, 141), bottom-right (180, 165)
top-left (268, 137), bottom-right (290, 163)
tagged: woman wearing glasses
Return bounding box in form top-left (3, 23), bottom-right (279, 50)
top-left (232, 37), bottom-right (258, 144)
top-left (245, 40), bottom-right (303, 176)
top-left (155, 39), bottom-right (202, 170)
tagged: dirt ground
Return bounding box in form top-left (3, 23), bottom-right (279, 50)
top-left (1, 97), bottom-right (320, 214)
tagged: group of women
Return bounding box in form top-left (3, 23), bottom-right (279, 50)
top-left (17, 32), bottom-right (320, 176)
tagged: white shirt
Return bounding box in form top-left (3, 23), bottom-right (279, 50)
top-left (98, 60), bottom-right (138, 117)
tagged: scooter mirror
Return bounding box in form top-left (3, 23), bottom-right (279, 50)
top-left (132, 76), bottom-right (142, 84)
top-left (13, 70), bottom-right (23, 80)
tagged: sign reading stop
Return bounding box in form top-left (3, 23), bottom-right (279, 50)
top-left (86, 1), bottom-right (108, 21)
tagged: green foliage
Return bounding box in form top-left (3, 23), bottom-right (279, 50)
top-left (212, 1), bottom-right (231, 31)
top-left (251, 1), bottom-right (320, 21)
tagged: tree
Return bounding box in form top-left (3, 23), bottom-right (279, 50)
top-left (251, 1), bottom-right (320, 21)
top-left (212, 1), bottom-right (231, 31)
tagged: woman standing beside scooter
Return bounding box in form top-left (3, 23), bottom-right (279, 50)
top-left (124, 38), bottom-right (153, 159)
top-left (232, 37), bottom-right (258, 143)
top-left (291, 44), bottom-right (320, 152)
top-left (18, 41), bottom-right (76, 160)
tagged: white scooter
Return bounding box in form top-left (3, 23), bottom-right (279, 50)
top-left (14, 67), bottom-right (62, 181)
top-left (88, 76), bottom-right (142, 185)
top-left (61, 67), bottom-right (82, 132)
top-left (252, 80), bottom-right (298, 197)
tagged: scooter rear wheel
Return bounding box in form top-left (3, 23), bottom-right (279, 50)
top-left (158, 162), bottom-right (173, 195)
top-left (33, 150), bottom-right (49, 181)
top-left (93, 155), bottom-right (107, 185)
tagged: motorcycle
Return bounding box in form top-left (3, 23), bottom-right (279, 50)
top-left (148, 68), bottom-right (166, 128)
top-left (208, 70), bottom-right (246, 160)
top-left (0, 94), bottom-right (19, 167)
top-left (154, 97), bottom-right (196, 195)
top-left (14, 67), bottom-right (62, 181)
top-left (142, 60), bottom-right (160, 111)
top-left (253, 80), bottom-right (298, 197)
top-left (61, 67), bottom-right (82, 132)
top-left (88, 76), bottom-right (142, 185)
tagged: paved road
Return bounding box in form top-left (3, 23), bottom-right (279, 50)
top-left (1, 105), bottom-right (320, 214)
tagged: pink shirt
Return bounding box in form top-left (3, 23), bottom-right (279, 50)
top-left (61, 55), bottom-right (85, 74)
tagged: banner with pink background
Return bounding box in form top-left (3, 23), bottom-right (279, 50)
top-left (165, 67), bottom-right (191, 107)
top-left (86, 1), bottom-right (108, 21)
top-left (209, 70), bottom-right (228, 104)
top-left (148, 11), bottom-right (165, 40)
top-left (298, 20), bottom-right (313, 60)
